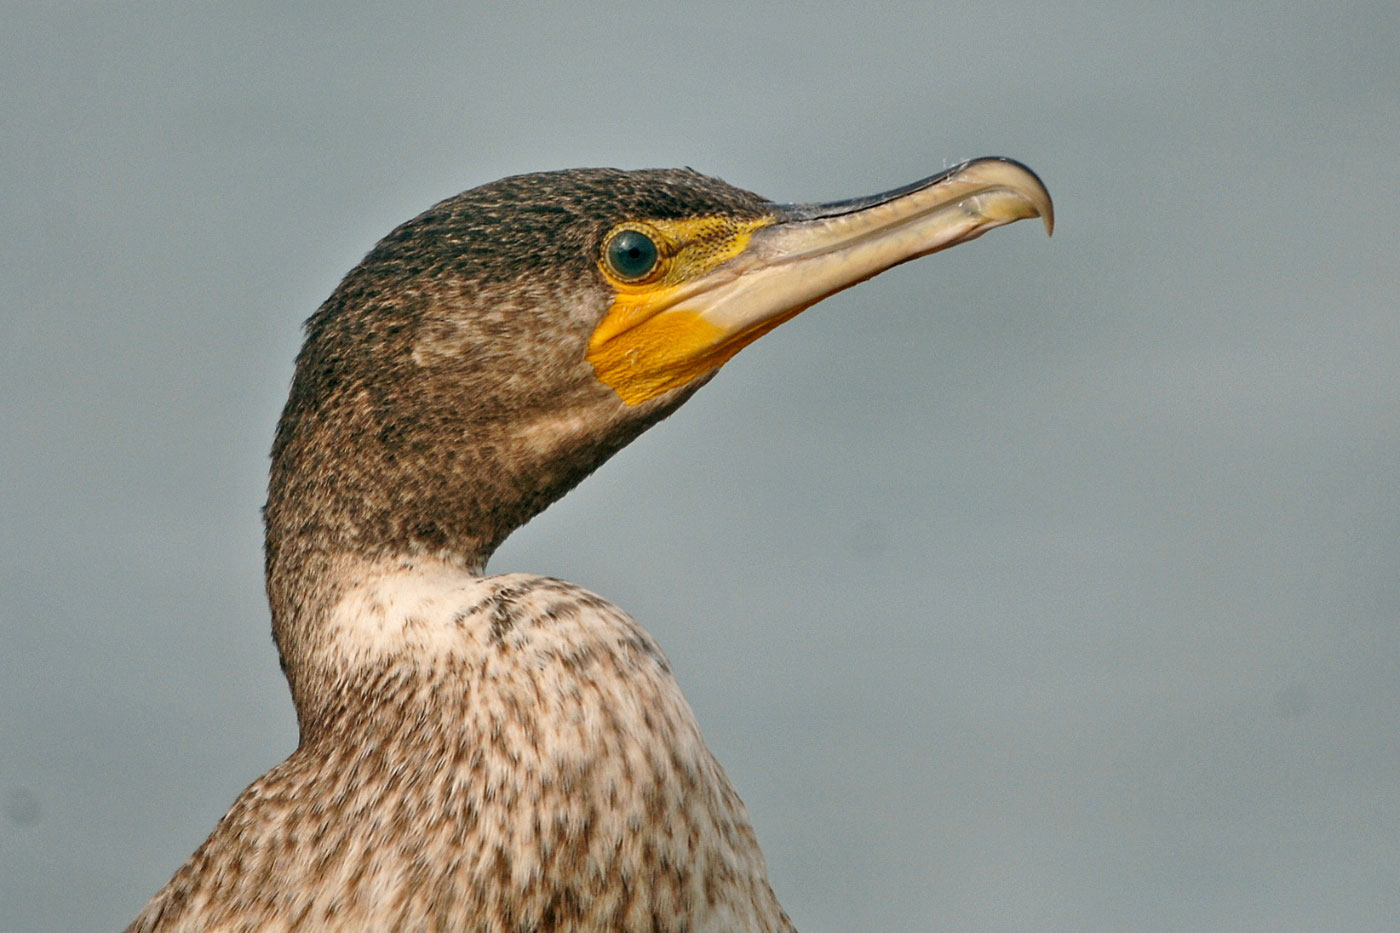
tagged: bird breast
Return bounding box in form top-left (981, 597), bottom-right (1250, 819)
top-left (130, 559), bottom-right (792, 931)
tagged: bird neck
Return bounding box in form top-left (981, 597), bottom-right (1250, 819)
top-left (261, 390), bottom-right (669, 732)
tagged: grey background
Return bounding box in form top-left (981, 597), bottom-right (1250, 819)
top-left (3, 2), bottom-right (1397, 930)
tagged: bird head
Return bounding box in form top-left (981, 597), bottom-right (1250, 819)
top-left (265, 159), bottom-right (1051, 684)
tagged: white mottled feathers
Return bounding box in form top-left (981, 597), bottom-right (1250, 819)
top-left (127, 559), bottom-right (793, 932)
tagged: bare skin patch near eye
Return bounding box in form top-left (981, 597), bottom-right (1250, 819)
top-left (588, 216), bottom-right (774, 404)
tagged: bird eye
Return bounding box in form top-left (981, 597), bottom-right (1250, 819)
top-left (604, 229), bottom-right (660, 281)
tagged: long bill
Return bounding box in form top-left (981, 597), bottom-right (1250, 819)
top-left (588, 157), bottom-right (1053, 405)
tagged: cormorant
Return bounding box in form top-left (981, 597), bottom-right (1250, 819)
top-left (127, 158), bottom-right (1052, 932)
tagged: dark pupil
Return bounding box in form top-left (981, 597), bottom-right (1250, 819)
top-left (608, 230), bottom-right (658, 278)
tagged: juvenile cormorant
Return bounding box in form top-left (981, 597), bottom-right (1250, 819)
top-left (127, 158), bottom-right (1052, 931)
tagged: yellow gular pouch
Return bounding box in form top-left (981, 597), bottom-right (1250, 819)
top-left (587, 215), bottom-right (776, 405)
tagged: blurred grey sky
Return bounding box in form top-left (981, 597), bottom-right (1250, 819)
top-left (2, 2), bottom-right (1397, 930)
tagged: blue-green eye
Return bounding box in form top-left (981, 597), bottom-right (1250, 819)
top-left (604, 228), bottom-right (660, 280)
